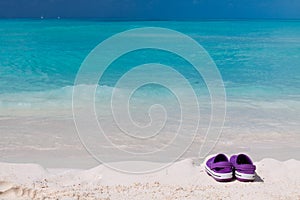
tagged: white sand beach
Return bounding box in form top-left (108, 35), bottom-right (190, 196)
top-left (0, 158), bottom-right (299, 200)
top-left (1, 109), bottom-right (299, 200)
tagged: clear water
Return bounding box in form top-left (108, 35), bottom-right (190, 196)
top-left (0, 20), bottom-right (299, 165)
top-left (0, 20), bottom-right (299, 99)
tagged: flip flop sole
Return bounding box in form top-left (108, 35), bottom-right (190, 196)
top-left (205, 165), bottom-right (233, 182)
top-left (235, 171), bottom-right (255, 181)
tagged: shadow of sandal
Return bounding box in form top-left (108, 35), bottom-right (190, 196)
top-left (254, 173), bottom-right (264, 182)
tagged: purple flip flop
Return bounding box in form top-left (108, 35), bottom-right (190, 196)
top-left (205, 154), bottom-right (233, 182)
top-left (230, 154), bottom-right (256, 182)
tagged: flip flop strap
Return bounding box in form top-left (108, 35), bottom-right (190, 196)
top-left (235, 164), bottom-right (256, 171)
top-left (211, 162), bottom-right (232, 169)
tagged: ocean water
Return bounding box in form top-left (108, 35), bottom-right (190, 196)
top-left (0, 20), bottom-right (299, 100)
top-left (0, 20), bottom-right (299, 167)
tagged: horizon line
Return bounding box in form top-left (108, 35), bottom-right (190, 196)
top-left (1, 17), bottom-right (300, 21)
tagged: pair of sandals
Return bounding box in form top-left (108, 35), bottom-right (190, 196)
top-left (205, 153), bottom-right (256, 182)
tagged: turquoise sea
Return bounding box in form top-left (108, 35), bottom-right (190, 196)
top-left (0, 20), bottom-right (299, 166)
top-left (1, 20), bottom-right (300, 99)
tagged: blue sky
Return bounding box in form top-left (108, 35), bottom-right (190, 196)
top-left (0, 0), bottom-right (299, 19)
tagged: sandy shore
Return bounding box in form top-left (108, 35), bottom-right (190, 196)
top-left (0, 158), bottom-right (299, 200)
